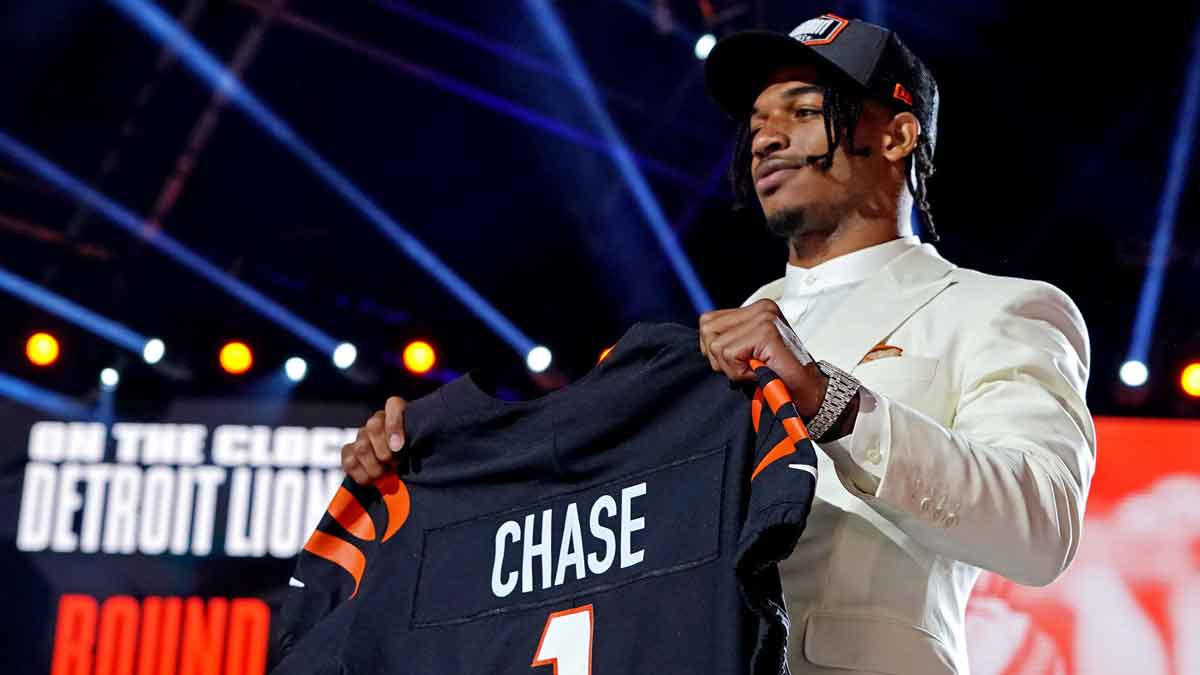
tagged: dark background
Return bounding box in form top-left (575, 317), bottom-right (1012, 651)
top-left (2, 0), bottom-right (1198, 418)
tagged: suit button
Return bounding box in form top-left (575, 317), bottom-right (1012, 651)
top-left (865, 447), bottom-right (882, 464)
top-left (920, 497), bottom-right (933, 512)
top-left (945, 513), bottom-right (959, 528)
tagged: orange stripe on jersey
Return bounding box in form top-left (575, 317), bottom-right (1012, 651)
top-left (304, 531), bottom-right (367, 598)
top-left (751, 389), bottom-right (764, 433)
top-left (374, 474), bottom-right (411, 543)
top-left (781, 416), bottom-right (810, 442)
top-left (751, 437), bottom-right (796, 481)
top-left (748, 360), bottom-right (811, 440)
top-left (760, 378), bottom-right (792, 416)
top-left (328, 487), bottom-right (376, 542)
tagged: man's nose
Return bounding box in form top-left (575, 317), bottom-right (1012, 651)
top-left (752, 127), bottom-right (788, 159)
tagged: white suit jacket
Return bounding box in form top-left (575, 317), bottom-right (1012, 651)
top-left (742, 243), bottom-right (1096, 674)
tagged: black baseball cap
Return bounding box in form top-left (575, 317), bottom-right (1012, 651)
top-left (705, 13), bottom-right (939, 153)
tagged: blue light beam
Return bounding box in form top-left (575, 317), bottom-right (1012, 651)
top-left (107, 0), bottom-right (536, 355)
top-left (524, 0), bottom-right (714, 313)
top-left (0, 130), bottom-right (340, 356)
top-left (378, 0), bottom-right (713, 143)
top-left (0, 370), bottom-right (93, 418)
top-left (0, 264), bottom-right (148, 354)
top-left (1128, 18), bottom-right (1200, 366)
top-left (614, 0), bottom-right (703, 44)
top-left (245, 0), bottom-right (703, 189)
top-left (863, 0), bottom-right (886, 26)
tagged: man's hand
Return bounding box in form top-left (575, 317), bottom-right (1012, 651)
top-left (341, 396), bottom-right (407, 485)
top-left (698, 299), bottom-right (829, 418)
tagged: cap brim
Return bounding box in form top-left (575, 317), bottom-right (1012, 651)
top-left (705, 31), bottom-right (857, 120)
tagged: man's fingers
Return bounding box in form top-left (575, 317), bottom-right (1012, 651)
top-left (368, 430), bottom-right (394, 468)
top-left (710, 336), bottom-right (752, 380)
top-left (699, 302), bottom-right (781, 347)
top-left (698, 308), bottom-right (738, 328)
top-left (347, 464), bottom-right (371, 486)
top-left (709, 315), bottom-right (753, 368)
top-left (350, 436), bottom-right (385, 479)
top-left (384, 396), bottom-right (407, 452)
top-left (707, 333), bottom-right (737, 377)
top-left (752, 298), bottom-right (785, 318)
top-left (698, 308), bottom-right (738, 354)
top-left (711, 314), bottom-right (778, 381)
top-left (700, 302), bottom-right (785, 374)
top-left (340, 398), bottom-right (409, 486)
top-left (699, 329), bottom-right (716, 369)
top-left (341, 446), bottom-right (372, 485)
top-left (700, 309), bottom-right (745, 366)
top-left (364, 412), bottom-right (394, 464)
top-left (704, 311), bottom-right (748, 375)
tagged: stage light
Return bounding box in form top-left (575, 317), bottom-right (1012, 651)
top-left (1182, 363), bottom-right (1200, 398)
top-left (285, 357), bottom-right (308, 383)
top-left (220, 341), bottom-right (253, 375)
top-left (333, 342), bottom-right (357, 370)
top-left (1124, 16), bottom-right (1200, 379)
top-left (100, 368), bottom-right (120, 390)
top-left (526, 346), bottom-right (552, 373)
top-left (403, 340), bottom-right (436, 375)
top-left (26, 333), bottom-right (60, 367)
top-left (598, 346), bottom-right (614, 364)
top-left (1120, 360), bottom-right (1148, 387)
top-left (143, 338), bottom-right (165, 364)
top-left (694, 33), bottom-right (716, 60)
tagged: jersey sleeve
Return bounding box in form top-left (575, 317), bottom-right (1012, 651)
top-left (277, 387), bottom-right (444, 658)
top-left (276, 478), bottom-right (381, 658)
top-left (736, 362), bottom-right (820, 675)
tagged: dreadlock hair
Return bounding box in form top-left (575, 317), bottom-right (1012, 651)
top-left (728, 73), bottom-right (939, 242)
top-left (905, 136), bottom-right (938, 241)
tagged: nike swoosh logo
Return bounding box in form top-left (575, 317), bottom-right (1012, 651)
top-left (289, 577), bottom-right (305, 588)
top-left (787, 463), bottom-right (817, 478)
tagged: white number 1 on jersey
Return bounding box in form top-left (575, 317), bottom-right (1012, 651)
top-left (531, 605), bottom-right (594, 675)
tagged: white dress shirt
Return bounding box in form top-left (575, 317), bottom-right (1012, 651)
top-left (775, 235), bottom-right (923, 495)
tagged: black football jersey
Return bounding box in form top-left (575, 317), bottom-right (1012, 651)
top-left (274, 322), bottom-right (818, 674)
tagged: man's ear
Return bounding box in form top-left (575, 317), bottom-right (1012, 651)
top-left (882, 111), bottom-right (921, 162)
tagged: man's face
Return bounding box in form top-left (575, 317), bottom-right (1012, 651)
top-left (749, 64), bottom-right (877, 236)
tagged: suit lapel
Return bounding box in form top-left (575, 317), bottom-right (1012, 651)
top-left (799, 244), bottom-right (957, 370)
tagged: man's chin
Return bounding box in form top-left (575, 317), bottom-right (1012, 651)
top-left (763, 206), bottom-right (806, 239)
top-left (759, 188), bottom-right (810, 217)
top-left (764, 204), bottom-right (840, 240)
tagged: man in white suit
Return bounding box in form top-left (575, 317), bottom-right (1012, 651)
top-left (694, 14), bottom-right (1096, 674)
top-left (343, 14), bottom-right (1095, 675)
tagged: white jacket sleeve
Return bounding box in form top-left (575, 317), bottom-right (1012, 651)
top-left (847, 282), bottom-right (1096, 586)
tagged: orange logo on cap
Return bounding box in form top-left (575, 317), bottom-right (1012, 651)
top-left (893, 83), bottom-right (914, 106)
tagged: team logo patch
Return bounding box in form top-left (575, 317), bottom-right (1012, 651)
top-left (789, 14), bottom-right (850, 46)
top-left (893, 83), bottom-right (914, 106)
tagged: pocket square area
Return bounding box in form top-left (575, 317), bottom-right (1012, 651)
top-left (859, 344), bottom-right (904, 365)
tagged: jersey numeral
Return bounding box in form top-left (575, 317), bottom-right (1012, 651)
top-left (531, 605), bottom-right (594, 675)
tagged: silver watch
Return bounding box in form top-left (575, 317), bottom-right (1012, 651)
top-left (807, 360), bottom-right (861, 441)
